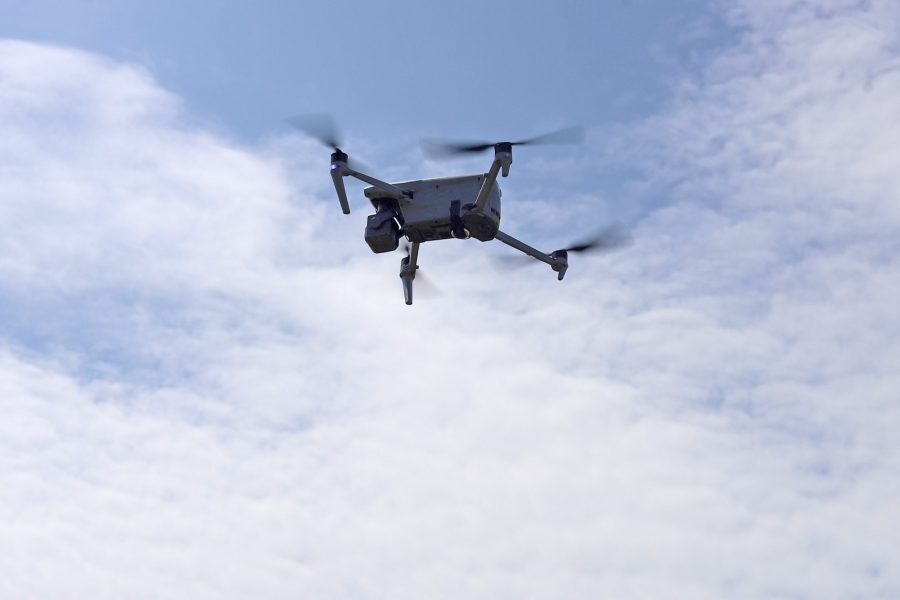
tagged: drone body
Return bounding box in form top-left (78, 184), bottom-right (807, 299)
top-left (363, 173), bottom-right (501, 248)
top-left (291, 116), bottom-right (627, 305)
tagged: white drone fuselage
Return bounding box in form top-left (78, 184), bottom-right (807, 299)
top-left (363, 173), bottom-right (501, 247)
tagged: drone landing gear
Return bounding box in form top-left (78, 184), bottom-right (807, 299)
top-left (399, 241), bottom-right (420, 305)
top-left (495, 230), bottom-right (568, 280)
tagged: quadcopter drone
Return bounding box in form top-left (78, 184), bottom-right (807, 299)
top-left (292, 116), bottom-right (629, 305)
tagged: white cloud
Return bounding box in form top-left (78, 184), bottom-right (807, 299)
top-left (2, 3), bottom-right (900, 594)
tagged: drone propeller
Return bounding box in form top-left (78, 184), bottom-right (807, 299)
top-left (559, 224), bottom-right (633, 254)
top-left (288, 113), bottom-right (374, 173)
top-left (496, 224), bottom-right (632, 269)
top-left (288, 113), bottom-right (342, 151)
top-left (422, 126), bottom-right (585, 158)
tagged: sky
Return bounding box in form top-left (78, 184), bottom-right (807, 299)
top-left (1, 0), bottom-right (900, 598)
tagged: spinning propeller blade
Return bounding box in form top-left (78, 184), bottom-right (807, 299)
top-left (423, 126), bottom-right (585, 158)
top-left (511, 126), bottom-right (585, 147)
top-left (288, 113), bottom-right (373, 172)
top-left (560, 224), bottom-right (633, 254)
top-left (288, 113), bottom-right (342, 150)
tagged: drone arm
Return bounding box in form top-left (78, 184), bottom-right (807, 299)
top-left (473, 158), bottom-right (503, 212)
top-left (329, 154), bottom-right (409, 213)
top-left (495, 230), bottom-right (568, 280)
top-left (345, 167), bottom-right (411, 201)
top-left (330, 166), bottom-right (351, 214)
top-left (495, 230), bottom-right (554, 265)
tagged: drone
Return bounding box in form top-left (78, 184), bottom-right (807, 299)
top-left (291, 115), bottom-right (630, 305)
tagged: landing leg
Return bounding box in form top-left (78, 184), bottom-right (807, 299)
top-left (399, 241), bottom-right (420, 305)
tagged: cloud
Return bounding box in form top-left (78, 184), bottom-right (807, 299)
top-left (2, 3), bottom-right (900, 594)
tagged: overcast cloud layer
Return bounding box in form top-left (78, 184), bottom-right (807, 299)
top-left (2, 1), bottom-right (900, 598)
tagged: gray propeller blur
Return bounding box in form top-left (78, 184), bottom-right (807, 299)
top-left (422, 126), bottom-right (585, 158)
top-left (287, 113), bottom-right (372, 172)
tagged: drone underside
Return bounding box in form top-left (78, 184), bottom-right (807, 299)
top-left (363, 173), bottom-right (501, 249)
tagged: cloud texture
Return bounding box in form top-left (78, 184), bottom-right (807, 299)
top-left (2, 1), bottom-right (900, 597)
